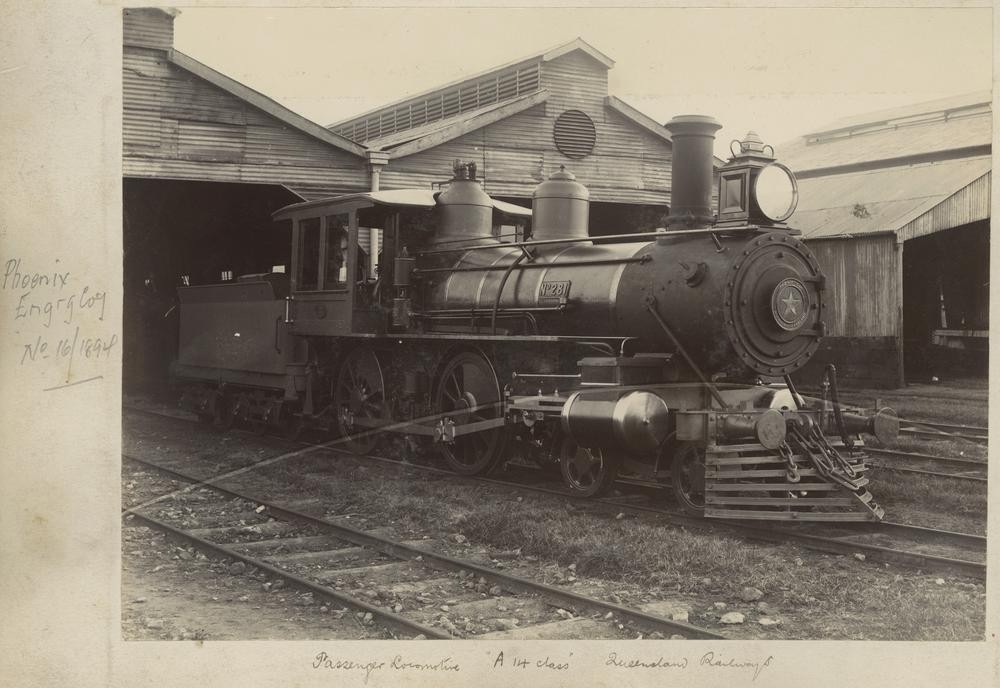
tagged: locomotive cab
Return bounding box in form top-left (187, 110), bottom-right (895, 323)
top-left (271, 188), bottom-right (531, 337)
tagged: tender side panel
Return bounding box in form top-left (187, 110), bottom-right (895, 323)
top-left (176, 281), bottom-right (300, 380)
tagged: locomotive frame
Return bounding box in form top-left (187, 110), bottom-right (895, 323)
top-left (171, 115), bottom-right (898, 522)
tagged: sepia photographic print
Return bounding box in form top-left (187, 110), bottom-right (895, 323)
top-left (2, 3), bottom-right (997, 687)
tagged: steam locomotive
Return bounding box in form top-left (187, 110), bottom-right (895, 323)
top-left (171, 115), bottom-right (898, 522)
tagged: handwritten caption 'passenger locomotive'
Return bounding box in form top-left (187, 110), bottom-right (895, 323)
top-left (171, 115), bottom-right (898, 521)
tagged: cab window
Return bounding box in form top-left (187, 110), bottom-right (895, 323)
top-left (324, 214), bottom-right (349, 289)
top-left (297, 218), bottom-right (321, 291)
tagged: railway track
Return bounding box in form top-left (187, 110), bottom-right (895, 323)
top-left (124, 404), bottom-right (986, 581)
top-left (123, 452), bottom-right (724, 640)
top-left (503, 469), bottom-right (987, 581)
top-left (865, 447), bottom-right (987, 483)
top-left (797, 390), bottom-right (988, 443)
top-left (898, 426), bottom-right (987, 444)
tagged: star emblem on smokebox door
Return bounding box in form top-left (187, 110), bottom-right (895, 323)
top-left (781, 289), bottom-right (801, 320)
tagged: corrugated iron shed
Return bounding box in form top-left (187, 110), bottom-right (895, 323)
top-left (327, 37), bottom-right (613, 141)
top-left (329, 39), bottom-right (682, 207)
top-left (779, 92), bottom-right (990, 175)
top-left (807, 90), bottom-right (990, 137)
top-left (781, 91), bottom-right (991, 386)
top-left (780, 90), bottom-right (991, 242)
top-left (364, 90), bottom-right (550, 155)
top-left (789, 156), bottom-right (991, 239)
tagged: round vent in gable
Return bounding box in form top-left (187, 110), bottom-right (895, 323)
top-left (553, 110), bottom-right (596, 159)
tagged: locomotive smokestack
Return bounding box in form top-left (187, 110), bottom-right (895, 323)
top-left (664, 115), bottom-right (722, 228)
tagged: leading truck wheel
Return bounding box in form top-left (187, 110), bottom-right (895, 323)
top-left (333, 348), bottom-right (387, 454)
top-left (432, 350), bottom-right (506, 475)
top-left (671, 442), bottom-right (707, 516)
top-left (559, 438), bottom-right (619, 498)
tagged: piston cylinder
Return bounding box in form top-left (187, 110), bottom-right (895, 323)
top-left (561, 390), bottom-right (670, 454)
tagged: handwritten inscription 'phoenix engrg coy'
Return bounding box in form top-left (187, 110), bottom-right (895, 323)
top-left (4, 257), bottom-right (118, 387)
top-left (6, 258), bottom-right (108, 327)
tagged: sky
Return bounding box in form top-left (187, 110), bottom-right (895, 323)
top-left (173, 6), bottom-right (993, 157)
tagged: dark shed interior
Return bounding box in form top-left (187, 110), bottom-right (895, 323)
top-left (903, 219), bottom-right (989, 378)
top-left (123, 178), bottom-right (298, 393)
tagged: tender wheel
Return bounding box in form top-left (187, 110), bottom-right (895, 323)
top-left (432, 350), bottom-right (507, 475)
top-left (559, 437), bottom-right (620, 497)
top-left (671, 442), bottom-right (707, 516)
top-left (213, 392), bottom-right (236, 431)
top-left (253, 401), bottom-right (275, 435)
top-left (283, 410), bottom-right (305, 442)
top-left (333, 348), bottom-right (387, 454)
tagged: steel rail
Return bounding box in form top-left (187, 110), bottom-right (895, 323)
top-left (863, 447), bottom-right (987, 469)
top-left (860, 520), bottom-right (986, 550)
top-left (126, 509), bottom-right (450, 639)
top-left (899, 429), bottom-right (987, 444)
top-left (868, 462), bottom-right (987, 483)
top-left (123, 452), bottom-right (724, 640)
top-left (911, 420), bottom-right (988, 434)
top-left (124, 407), bottom-right (986, 580)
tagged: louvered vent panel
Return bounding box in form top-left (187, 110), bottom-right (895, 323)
top-left (331, 62), bottom-right (542, 142)
top-left (553, 110), bottom-right (596, 159)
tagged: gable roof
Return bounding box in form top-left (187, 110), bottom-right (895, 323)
top-left (789, 155), bottom-right (991, 240)
top-left (369, 90), bottom-right (549, 159)
top-left (779, 91), bottom-right (992, 241)
top-left (273, 189), bottom-right (531, 221)
top-left (605, 96), bottom-right (731, 167)
top-left (779, 91), bottom-right (991, 175)
top-left (327, 37), bottom-right (612, 143)
top-left (605, 96), bottom-right (672, 145)
top-left (808, 90), bottom-right (990, 137)
top-left (168, 49), bottom-right (368, 158)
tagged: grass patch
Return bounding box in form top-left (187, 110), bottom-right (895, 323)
top-left (124, 412), bottom-right (987, 639)
top-left (837, 381), bottom-right (988, 427)
top-left (458, 507), bottom-right (785, 594)
top-left (873, 470), bottom-right (986, 516)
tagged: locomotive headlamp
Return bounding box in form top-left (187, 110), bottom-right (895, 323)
top-left (717, 131), bottom-right (799, 227)
top-left (755, 163), bottom-right (798, 222)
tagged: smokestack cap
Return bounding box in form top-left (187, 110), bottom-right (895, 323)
top-left (665, 114), bottom-right (723, 136)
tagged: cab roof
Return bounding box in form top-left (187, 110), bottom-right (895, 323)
top-left (272, 189), bottom-right (532, 221)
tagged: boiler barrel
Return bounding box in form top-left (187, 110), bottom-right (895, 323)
top-left (425, 230), bottom-right (825, 378)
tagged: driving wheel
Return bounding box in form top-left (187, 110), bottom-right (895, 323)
top-left (333, 348), bottom-right (387, 454)
top-left (432, 350), bottom-right (507, 475)
top-left (559, 437), bottom-right (620, 497)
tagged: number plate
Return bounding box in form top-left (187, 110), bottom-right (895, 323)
top-left (539, 280), bottom-right (571, 299)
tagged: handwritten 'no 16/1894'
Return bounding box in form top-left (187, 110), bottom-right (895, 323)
top-left (20, 326), bottom-right (117, 366)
